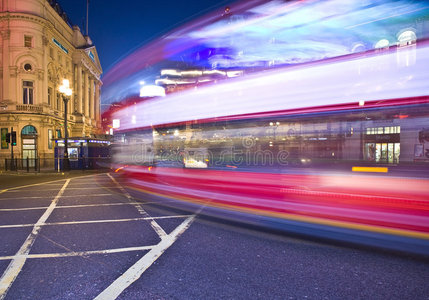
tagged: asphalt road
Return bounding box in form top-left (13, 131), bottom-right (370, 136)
top-left (0, 173), bottom-right (428, 299)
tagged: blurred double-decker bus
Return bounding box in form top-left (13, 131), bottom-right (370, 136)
top-left (103, 0), bottom-right (429, 255)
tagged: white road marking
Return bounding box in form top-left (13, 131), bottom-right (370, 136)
top-left (0, 193), bottom-right (112, 201)
top-left (0, 215), bottom-right (193, 229)
top-left (0, 180), bottom-right (63, 195)
top-left (4, 187), bottom-right (122, 192)
top-left (0, 173), bottom-right (107, 194)
top-left (0, 245), bottom-right (155, 261)
top-left (1, 172), bottom-right (196, 299)
top-left (0, 202), bottom-right (144, 211)
top-left (95, 215), bottom-right (196, 300)
top-left (107, 174), bottom-right (167, 239)
top-left (0, 179), bottom-right (70, 299)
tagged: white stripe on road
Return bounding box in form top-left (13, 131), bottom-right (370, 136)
top-left (0, 245), bottom-right (155, 261)
top-left (107, 173), bottom-right (168, 239)
top-left (0, 179), bottom-right (70, 299)
top-left (3, 187), bottom-right (122, 192)
top-left (95, 215), bottom-right (196, 300)
top-left (0, 202), bottom-right (144, 211)
top-left (0, 172), bottom-right (107, 194)
top-left (0, 179), bottom-right (65, 195)
top-left (0, 215), bottom-right (193, 229)
top-left (0, 193), bottom-right (112, 201)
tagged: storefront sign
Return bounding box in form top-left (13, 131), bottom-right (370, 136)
top-left (88, 51), bottom-right (95, 62)
top-left (52, 38), bottom-right (68, 54)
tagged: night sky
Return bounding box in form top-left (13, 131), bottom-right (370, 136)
top-left (57, 0), bottom-right (237, 75)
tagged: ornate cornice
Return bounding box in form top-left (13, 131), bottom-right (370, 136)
top-left (0, 13), bottom-right (74, 50)
top-left (0, 13), bottom-right (47, 27)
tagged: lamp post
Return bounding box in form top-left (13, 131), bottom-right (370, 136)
top-left (269, 121), bottom-right (280, 140)
top-left (59, 79), bottom-right (72, 171)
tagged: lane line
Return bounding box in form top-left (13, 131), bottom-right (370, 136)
top-left (0, 194), bottom-right (112, 201)
top-left (0, 179), bottom-right (70, 299)
top-left (0, 172), bottom-right (107, 194)
top-left (4, 187), bottom-right (122, 192)
top-left (107, 174), bottom-right (167, 239)
top-left (0, 245), bottom-right (155, 261)
top-left (0, 202), bottom-right (144, 212)
top-left (95, 215), bottom-right (196, 300)
top-left (0, 215), bottom-right (193, 229)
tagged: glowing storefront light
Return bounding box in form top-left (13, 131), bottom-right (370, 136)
top-left (161, 69), bottom-right (181, 76)
top-left (398, 30), bottom-right (417, 47)
top-left (112, 119), bottom-right (120, 129)
top-left (375, 39), bottom-right (390, 49)
top-left (140, 85), bottom-right (165, 97)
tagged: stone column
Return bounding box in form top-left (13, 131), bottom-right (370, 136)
top-left (76, 64), bottom-right (83, 114)
top-left (89, 77), bottom-right (95, 120)
top-left (84, 71), bottom-right (89, 117)
top-left (2, 30), bottom-right (10, 102)
top-left (42, 36), bottom-right (49, 106)
top-left (95, 82), bottom-right (100, 123)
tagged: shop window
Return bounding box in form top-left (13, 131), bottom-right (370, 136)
top-left (48, 129), bottom-right (53, 149)
top-left (365, 126), bottom-right (401, 135)
top-left (1, 128), bottom-right (8, 149)
top-left (23, 81), bottom-right (34, 105)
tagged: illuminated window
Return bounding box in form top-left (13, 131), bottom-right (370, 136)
top-left (365, 126), bottom-right (401, 135)
top-left (23, 81), bottom-right (34, 104)
top-left (24, 35), bottom-right (32, 47)
top-left (48, 129), bottom-right (53, 149)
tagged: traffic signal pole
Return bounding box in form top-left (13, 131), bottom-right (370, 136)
top-left (10, 126), bottom-right (15, 171)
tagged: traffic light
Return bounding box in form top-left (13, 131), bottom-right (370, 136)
top-left (11, 132), bottom-right (16, 146)
top-left (5, 133), bottom-right (10, 143)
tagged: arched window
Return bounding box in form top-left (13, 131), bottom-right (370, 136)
top-left (21, 125), bottom-right (37, 135)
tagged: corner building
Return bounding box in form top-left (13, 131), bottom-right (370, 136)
top-left (0, 0), bottom-right (102, 167)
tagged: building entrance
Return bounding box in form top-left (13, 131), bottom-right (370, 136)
top-left (364, 125), bottom-right (400, 164)
top-left (21, 125), bottom-right (38, 167)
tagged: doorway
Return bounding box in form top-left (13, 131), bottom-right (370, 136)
top-left (21, 125), bottom-right (38, 168)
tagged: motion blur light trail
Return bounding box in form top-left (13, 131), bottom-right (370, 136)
top-left (104, 0), bottom-right (429, 255)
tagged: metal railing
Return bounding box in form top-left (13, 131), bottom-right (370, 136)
top-left (4, 157), bottom-right (111, 172)
top-left (5, 158), bottom-right (40, 172)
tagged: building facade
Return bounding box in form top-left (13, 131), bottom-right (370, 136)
top-left (0, 0), bottom-right (102, 167)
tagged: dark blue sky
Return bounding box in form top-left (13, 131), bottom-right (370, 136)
top-left (58, 0), bottom-right (237, 75)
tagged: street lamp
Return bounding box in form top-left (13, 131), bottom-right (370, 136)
top-left (59, 79), bottom-right (72, 171)
top-left (270, 121), bottom-right (280, 140)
